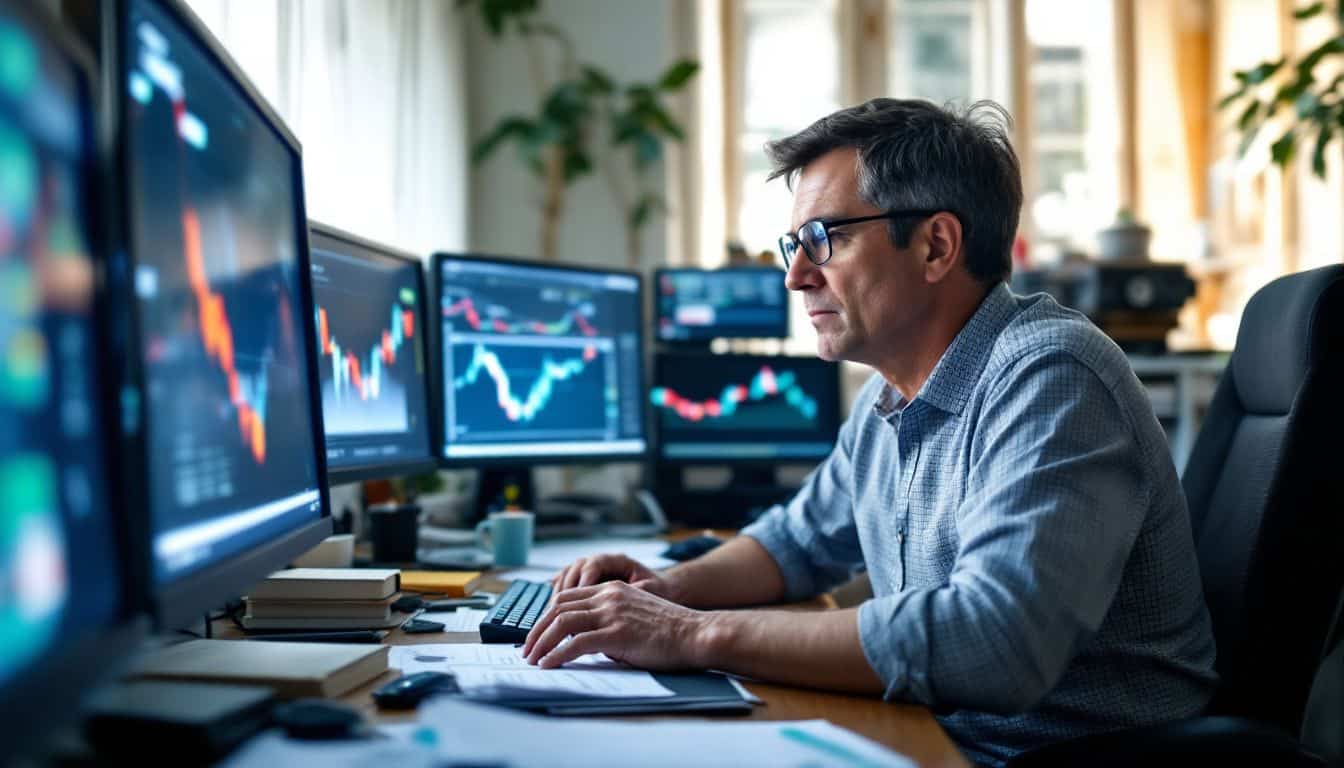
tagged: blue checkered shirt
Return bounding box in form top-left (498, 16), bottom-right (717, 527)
top-left (742, 283), bottom-right (1217, 766)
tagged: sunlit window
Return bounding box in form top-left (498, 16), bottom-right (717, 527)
top-left (737, 0), bottom-right (842, 258)
top-left (887, 0), bottom-right (992, 106)
top-left (1024, 0), bottom-right (1120, 256)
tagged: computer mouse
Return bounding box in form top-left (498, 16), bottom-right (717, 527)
top-left (661, 535), bottom-right (723, 562)
top-left (273, 699), bottom-right (363, 740)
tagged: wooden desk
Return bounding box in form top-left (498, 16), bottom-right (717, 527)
top-left (217, 569), bottom-right (969, 768)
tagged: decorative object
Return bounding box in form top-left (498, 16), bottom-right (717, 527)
top-left (460, 0), bottom-right (698, 267)
top-left (1219, 2), bottom-right (1344, 177)
top-left (1097, 209), bottom-right (1153, 262)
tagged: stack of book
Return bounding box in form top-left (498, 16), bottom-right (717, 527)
top-left (240, 568), bottom-right (402, 631)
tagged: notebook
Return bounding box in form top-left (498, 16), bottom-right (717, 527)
top-left (246, 568), bottom-right (400, 601)
top-left (245, 592), bottom-right (401, 620)
top-left (132, 639), bottom-right (390, 699)
top-left (399, 570), bottom-right (482, 597)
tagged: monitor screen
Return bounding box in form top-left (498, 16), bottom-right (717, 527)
top-left (435, 255), bottom-right (647, 462)
top-left (0, 0), bottom-right (122, 689)
top-left (655, 267), bottom-right (788, 341)
top-left (309, 224), bottom-right (433, 479)
top-left (123, 0), bottom-right (325, 586)
top-left (652, 353), bottom-right (841, 462)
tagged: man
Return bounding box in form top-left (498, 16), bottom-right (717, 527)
top-left (522, 99), bottom-right (1217, 765)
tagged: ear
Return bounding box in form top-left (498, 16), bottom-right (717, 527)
top-left (922, 212), bottom-right (963, 284)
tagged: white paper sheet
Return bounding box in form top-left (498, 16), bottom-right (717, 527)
top-left (220, 730), bottom-right (437, 768)
top-left (528, 537), bottom-right (676, 570)
top-left (417, 698), bottom-right (916, 768)
top-left (418, 608), bottom-right (488, 632)
top-left (388, 642), bottom-right (673, 699)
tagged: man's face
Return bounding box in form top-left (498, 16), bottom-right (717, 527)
top-left (785, 148), bottom-right (929, 368)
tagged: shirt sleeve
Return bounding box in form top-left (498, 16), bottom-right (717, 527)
top-left (857, 349), bottom-right (1149, 714)
top-left (739, 377), bottom-right (877, 601)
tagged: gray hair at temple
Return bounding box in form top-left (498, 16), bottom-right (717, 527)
top-left (764, 98), bottom-right (1023, 286)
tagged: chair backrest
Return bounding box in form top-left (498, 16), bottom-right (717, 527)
top-left (1182, 264), bottom-right (1344, 733)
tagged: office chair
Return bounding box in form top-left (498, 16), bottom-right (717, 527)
top-left (1010, 264), bottom-right (1344, 768)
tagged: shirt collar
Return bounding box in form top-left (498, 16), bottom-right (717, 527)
top-left (874, 281), bottom-right (1018, 417)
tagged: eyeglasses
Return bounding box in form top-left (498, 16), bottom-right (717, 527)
top-left (778, 210), bottom-right (943, 268)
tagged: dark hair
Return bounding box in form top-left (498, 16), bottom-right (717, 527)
top-left (764, 98), bottom-right (1022, 285)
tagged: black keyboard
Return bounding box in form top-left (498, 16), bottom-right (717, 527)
top-left (479, 579), bottom-right (552, 643)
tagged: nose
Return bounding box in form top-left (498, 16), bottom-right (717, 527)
top-left (784, 250), bottom-right (822, 292)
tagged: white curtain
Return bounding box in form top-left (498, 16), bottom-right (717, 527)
top-left (184, 0), bottom-right (469, 257)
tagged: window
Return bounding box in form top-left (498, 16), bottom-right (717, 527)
top-left (735, 0), bottom-right (843, 259)
top-left (887, 0), bottom-right (992, 106)
top-left (1024, 0), bottom-right (1119, 257)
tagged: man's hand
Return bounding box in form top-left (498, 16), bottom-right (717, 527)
top-left (522, 581), bottom-right (714, 670)
top-left (550, 553), bottom-right (678, 601)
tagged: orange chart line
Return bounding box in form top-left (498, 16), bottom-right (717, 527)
top-left (183, 209), bottom-right (266, 463)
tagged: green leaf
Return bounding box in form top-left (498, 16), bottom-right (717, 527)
top-left (630, 100), bottom-right (683, 140)
top-left (1217, 90), bottom-right (1246, 110)
top-left (1296, 90), bottom-right (1320, 118)
top-left (610, 110), bottom-right (646, 144)
top-left (562, 147), bottom-right (592, 181)
top-left (1297, 37), bottom-right (1344, 74)
top-left (629, 195), bottom-right (667, 230)
top-left (542, 81), bottom-right (593, 129)
top-left (634, 133), bottom-right (661, 169)
top-left (1244, 58), bottom-right (1284, 84)
top-left (1294, 2), bottom-right (1325, 19)
top-left (626, 85), bottom-right (657, 106)
top-left (581, 66), bottom-right (615, 95)
top-left (1312, 123), bottom-right (1333, 177)
top-left (657, 59), bottom-right (700, 91)
top-left (1271, 131), bottom-right (1296, 165)
top-left (1237, 100), bottom-right (1261, 131)
top-left (1273, 75), bottom-right (1312, 106)
top-left (1237, 128), bottom-right (1259, 159)
top-left (471, 116), bottom-right (536, 164)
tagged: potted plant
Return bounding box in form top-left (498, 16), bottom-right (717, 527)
top-left (461, 0), bottom-right (698, 268)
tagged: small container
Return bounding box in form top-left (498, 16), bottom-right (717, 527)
top-left (368, 502), bottom-right (420, 563)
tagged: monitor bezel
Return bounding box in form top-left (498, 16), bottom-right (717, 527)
top-left (0, 0), bottom-right (149, 756)
top-left (430, 251), bottom-right (651, 467)
top-left (105, 0), bottom-right (331, 631)
top-left (651, 350), bottom-right (842, 466)
top-left (653, 265), bottom-right (790, 342)
top-left (308, 221), bottom-right (440, 485)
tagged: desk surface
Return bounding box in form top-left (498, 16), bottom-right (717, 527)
top-left (216, 565), bottom-right (969, 768)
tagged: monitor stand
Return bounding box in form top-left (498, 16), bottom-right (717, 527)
top-left (651, 463), bottom-right (798, 528)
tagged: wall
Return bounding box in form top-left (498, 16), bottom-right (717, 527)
top-left (463, 0), bottom-right (670, 270)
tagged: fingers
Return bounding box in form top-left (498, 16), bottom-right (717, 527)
top-left (523, 587), bottom-right (602, 656)
top-left (523, 607), bottom-right (603, 665)
top-left (549, 554), bottom-right (638, 603)
top-left (536, 627), bottom-right (621, 669)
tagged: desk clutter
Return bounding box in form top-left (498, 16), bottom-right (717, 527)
top-left (219, 699), bottom-right (916, 768)
top-left (241, 569), bottom-right (404, 631)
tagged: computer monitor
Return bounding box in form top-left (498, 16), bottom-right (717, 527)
top-left (655, 267), bottom-right (789, 342)
top-left (433, 254), bottom-right (648, 464)
top-left (109, 0), bottom-right (330, 629)
top-left (309, 223), bottom-right (435, 483)
top-left (0, 0), bottom-right (144, 753)
top-left (651, 352), bottom-right (841, 463)
top-left (649, 352), bottom-right (840, 527)
top-left (432, 256), bottom-right (647, 516)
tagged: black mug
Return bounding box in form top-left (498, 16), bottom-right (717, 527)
top-left (368, 502), bottom-right (420, 563)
